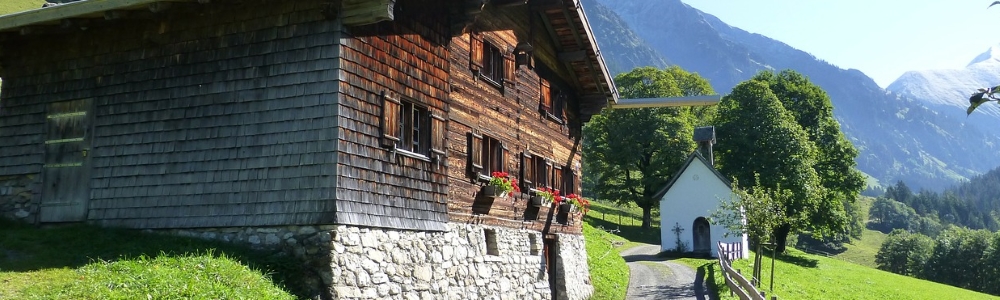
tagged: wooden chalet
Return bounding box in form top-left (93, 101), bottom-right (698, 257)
top-left (0, 0), bottom-right (617, 298)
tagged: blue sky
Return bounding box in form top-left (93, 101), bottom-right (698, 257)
top-left (679, 0), bottom-right (999, 88)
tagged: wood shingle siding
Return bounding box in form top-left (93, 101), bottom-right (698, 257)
top-left (1, 1), bottom-right (342, 228)
top-left (335, 1), bottom-right (450, 231)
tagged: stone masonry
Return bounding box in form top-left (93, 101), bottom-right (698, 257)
top-left (0, 175), bottom-right (39, 223)
top-left (162, 222), bottom-right (593, 300)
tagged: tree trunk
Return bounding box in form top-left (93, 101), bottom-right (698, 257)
top-left (642, 206), bottom-right (653, 229)
top-left (774, 223), bottom-right (792, 254)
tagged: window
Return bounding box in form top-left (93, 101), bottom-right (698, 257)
top-left (398, 101), bottom-right (429, 153)
top-left (467, 133), bottom-right (506, 179)
top-left (485, 229), bottom-right (499, 256)
top-left (380, 91), bottom-right (446, 157)
top-left (536, 158), bottom-right (551, 189)
top-left (481, 42), bottom-right (504, 85)
top-left (470, 32), bottom-right (516, 87)
top-left (539, 79), bottom-right (566, 121)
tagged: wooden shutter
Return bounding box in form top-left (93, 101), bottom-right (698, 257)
top-left (521, 152), bottom-right (533, 188)
top-left (504, 52), bottom-right (516, 84)
top-left (553, 166), bottom-right (563, 192)
top-left (467, 132), bottom-right (483, 179)
top-left (470, 32), bottom-right (484, 72)
top-left (430, 114), bottom-right (446, 156)
top-left (380, 91), bottom-right (401, 148)
top-left (539, 79), bottom-right (551, 113)
top-left (500, 142), bottom-right (509, 173)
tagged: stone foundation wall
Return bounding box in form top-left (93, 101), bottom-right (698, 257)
top-left (0, 175), bottom-right (39, 223)
top-left (161, 223), bottom-right (593, 300)
top-left (554, 233), bottom-right (593, 300)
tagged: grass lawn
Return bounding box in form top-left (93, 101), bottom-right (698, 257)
top-left (584, 200), bottom-right (661, 248)
top-left (727, 249), bottom-right (1000, 300)
top-left (583, 223), bottom-right (629, 300)
top-left (0, 0), bottom-right (44, 16)
top-left (0, 220), bottom-right (307, 299)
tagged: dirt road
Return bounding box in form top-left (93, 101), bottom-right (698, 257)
top-left (619, 244), bottom-right (713, 300)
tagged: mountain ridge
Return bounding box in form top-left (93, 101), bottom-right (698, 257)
top-left (583, 0), bottom-right (1000, 191)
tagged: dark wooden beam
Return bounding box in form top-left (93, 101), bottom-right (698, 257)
top-left (341, 0), bottom-right (395, 26)
top-left (557, 50), bottom-right (586, 62)
top-left (105, 9), bottom-right (157, 21)
top-left (19, 25), bottom-right (67, 36)
top-left (60, 18), bottom-right (93, 30)
top-left (530, 0), bottom-right (563, 11)
top-left (494, 0), bottom-right (528, 7)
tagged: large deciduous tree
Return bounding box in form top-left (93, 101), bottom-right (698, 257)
top-left (753, 70), bottom-right (865, 240)
top-left (714, 78), bottom-right (822, 253)
top-left (583, 66), bottom-right (714, 229)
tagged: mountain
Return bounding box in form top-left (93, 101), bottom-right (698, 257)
top-left (582, 0), bottom-right (1000, 191)
top-left (581, 0), bottom-right (669, 75)
top-left (887, 45), bottom-right (1000, 130)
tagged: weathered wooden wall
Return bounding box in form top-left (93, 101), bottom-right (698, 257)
top-left (335, 0), bottom-right (450, 231)
top-left (0, 0), bottom-right (594, 235)
top-left (0, 0), bottom-right (342, 228)
top-left (446, 4), bottom-right (584, 235)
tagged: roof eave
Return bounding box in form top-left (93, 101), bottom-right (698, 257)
top-left (0, 0), bottom-right (176, 33)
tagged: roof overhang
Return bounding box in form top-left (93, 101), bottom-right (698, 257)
top-left (0, 0), bottom-right (189, 34)
top-left (611, 95), bottom-right (722, 109)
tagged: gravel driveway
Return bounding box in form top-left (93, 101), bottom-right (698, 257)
top-left (619, 244), bottom-right (714, 300)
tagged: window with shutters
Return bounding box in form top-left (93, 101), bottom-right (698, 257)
top-left (380, 92), bottom-right (445, 160)
top-left (468, 133), bottom-right (506, 180)
top-left (481, 42), bottom-right (504, 86)
top-left (470, 33), bottom-right (515, 90)
top-left (397, 100), bottom-right (429, 154)
top-left (563, 165), bottom-right (576, 195)
top-left (539, 79), bottom-right (565, 122)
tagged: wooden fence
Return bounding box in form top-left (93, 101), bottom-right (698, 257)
top-left (717, 242), bottom-right (776, 300)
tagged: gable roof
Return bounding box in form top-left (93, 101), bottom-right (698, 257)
top-left (0, 0), bottom-right (619, 117)
top-left (651, 151), bottom-right (732, 200)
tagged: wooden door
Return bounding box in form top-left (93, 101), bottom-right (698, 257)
top-left (545, 237), bottom-right (557, 297)
top-left (693, 217), bottom-right (711, 254)
top-left (40, 99), bottom-right (92, 222)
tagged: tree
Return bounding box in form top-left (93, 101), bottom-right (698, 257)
top-left (713, 176), bottom-right (789, 285)
top-left (752, 70), bottom-right (865, 240)
top-left (583, 66), bottom-right (714, 228)
top-left (875, 229), bottom-right (934, 277)
top-left (714, 79), bottom-right (822, 253)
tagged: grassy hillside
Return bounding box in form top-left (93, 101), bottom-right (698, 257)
top-left (0, 220), bottom-right (307, 299)
top-left (583, 223), bottom-right (629, 300)
top-left (832, 229), bottom-right (888, 268)
top-left (0, 0), bottom-right (44, 15)
top-left (722, 249), bottom-right (999, 300)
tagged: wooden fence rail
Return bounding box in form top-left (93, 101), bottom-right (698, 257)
top-left (718, 241), bottom-right (774, 300)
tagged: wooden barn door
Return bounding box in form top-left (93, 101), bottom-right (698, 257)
top-left (40, 99), bottom-right (92, 222)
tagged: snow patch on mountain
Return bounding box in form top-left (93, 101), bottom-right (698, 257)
top-left (887, 45), bottom-right (1000, 119)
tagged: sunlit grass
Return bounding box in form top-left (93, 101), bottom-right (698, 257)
top-left (0, 0), bottom-right (45, 16)
top-left (0, 220), bottom-right (306, 299)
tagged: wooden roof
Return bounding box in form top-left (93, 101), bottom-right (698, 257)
top-left (0, 0), bottom-right (619, 113)
top-left (535, 0), bottom-right (619, 117)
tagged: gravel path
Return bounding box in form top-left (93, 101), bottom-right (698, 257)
top-left (620, 244), bottom-right (713, 300)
